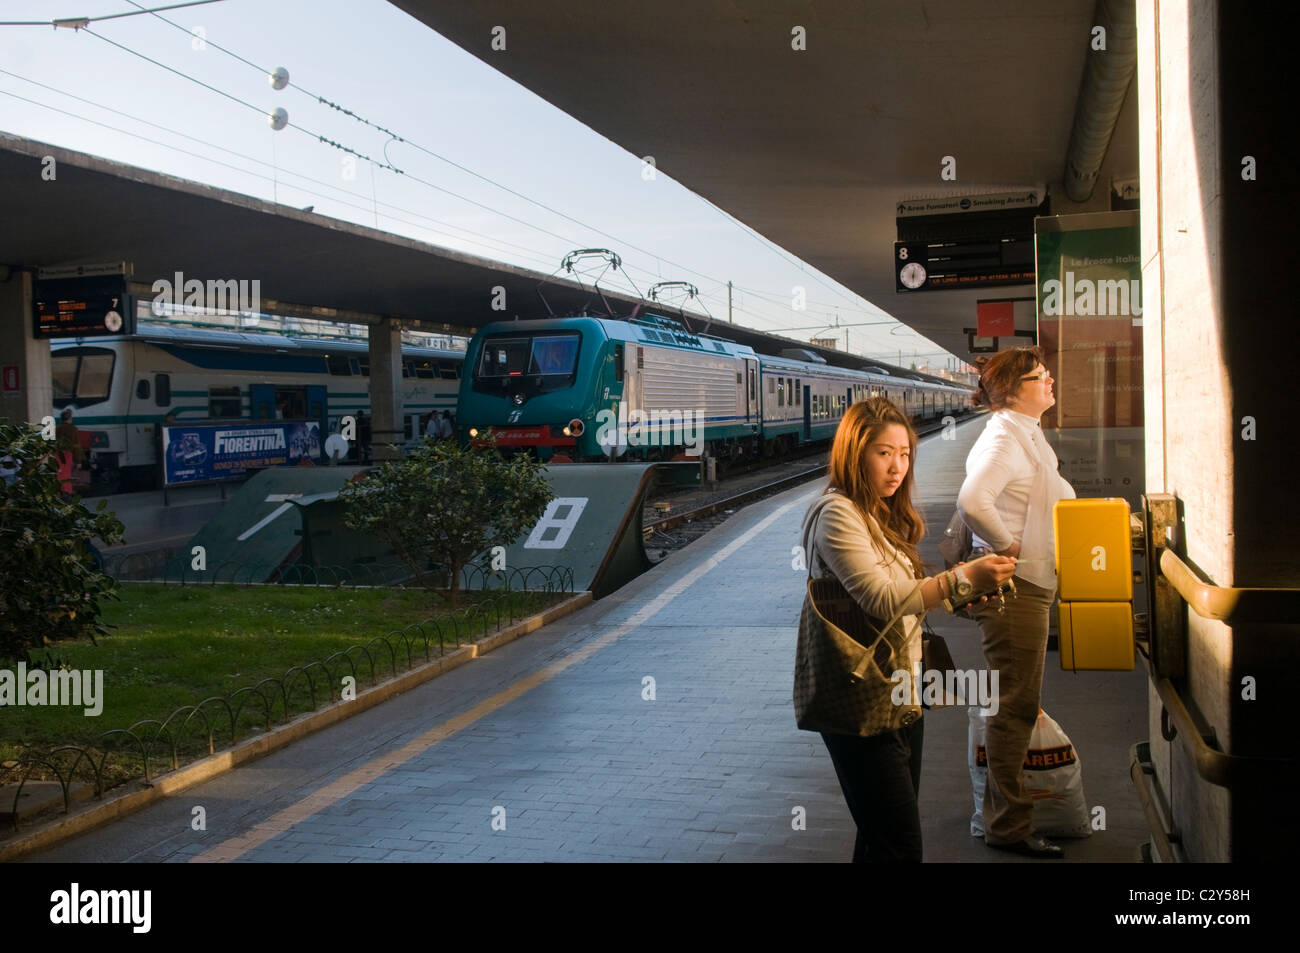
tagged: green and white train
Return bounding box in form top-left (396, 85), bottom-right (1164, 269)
top-left (51, 324), bottom-right (464, 491)
top-left (458, 314), bottom-right (973, 462)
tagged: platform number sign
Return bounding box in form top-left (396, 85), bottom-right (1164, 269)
top-left (524, 497), bottom-right (588, 549)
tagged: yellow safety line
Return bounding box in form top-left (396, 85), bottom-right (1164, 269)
top-left (191, 489), bottom-right (817, 863)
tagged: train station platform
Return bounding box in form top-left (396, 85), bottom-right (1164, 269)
top-left (26, 416), bottom-right (1150, 862)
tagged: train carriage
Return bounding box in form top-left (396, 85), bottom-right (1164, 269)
top-left (51, 325), bottom-right (464, 491)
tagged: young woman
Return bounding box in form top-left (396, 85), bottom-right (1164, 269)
top-left (801, 397), bottom-right (1015, 862)
top-left (957, 346), bottom-right (1076, 859)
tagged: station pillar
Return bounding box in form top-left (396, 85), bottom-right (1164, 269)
top-left (368, 316), bottom-right (404, 462)
top-left (0, 269), bottom-right (49, 426)
top-left (1137, 0), bottom-right (1298, 861)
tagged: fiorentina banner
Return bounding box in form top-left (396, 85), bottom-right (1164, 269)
top-left (1034, 209), bottom-right (1144, 507)
top-left (162, 421), bottom-right (321, 486)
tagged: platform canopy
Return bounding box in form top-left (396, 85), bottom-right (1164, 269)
top-left (387, 0), bottom-right (1139, 359)
top-left (1, 132), bottom-right (938, 379)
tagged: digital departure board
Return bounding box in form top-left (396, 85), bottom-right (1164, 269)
top-left (32, 276), bottom-right (135, 338)
top-left (894, 239), bottom-right (1036, 292)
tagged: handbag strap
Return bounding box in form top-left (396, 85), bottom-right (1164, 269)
top-left (804, 491), bottom-right (925, 674)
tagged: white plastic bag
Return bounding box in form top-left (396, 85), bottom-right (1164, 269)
top-left (968, 707), bottom-right (1091, 839)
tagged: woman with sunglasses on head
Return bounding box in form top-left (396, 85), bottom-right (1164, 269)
top-left (800, 397), bottom-right (1015, 863)
top-left (956, 346), bottom-right (1076, 859)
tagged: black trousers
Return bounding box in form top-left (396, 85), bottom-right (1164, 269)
top-left (821, 718), bottom-right (924, 863)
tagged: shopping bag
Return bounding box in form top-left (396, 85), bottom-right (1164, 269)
top-left (968, 707), bottom-right (1091, 839)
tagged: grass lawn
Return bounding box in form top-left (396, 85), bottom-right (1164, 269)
top-left (1, 583), bottom-right (563, 794)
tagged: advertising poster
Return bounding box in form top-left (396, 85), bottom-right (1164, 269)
top-left (1034, 210), bottom-right (1144, 508)
top-left (163, 421), bottom-right (321, 486)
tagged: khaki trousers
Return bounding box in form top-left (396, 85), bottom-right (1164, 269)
top-left (972, 577), bottom-right (1056, 844)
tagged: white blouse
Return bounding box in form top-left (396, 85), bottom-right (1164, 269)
top-left (956, 409), bottom-right (1075, 590)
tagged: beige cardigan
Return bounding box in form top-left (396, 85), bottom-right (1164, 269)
top-left (803, 492), bottom-right (925, 700)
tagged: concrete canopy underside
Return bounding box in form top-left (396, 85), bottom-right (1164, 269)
top-left (1, 134), bottom-right (926, 376)
top-left (388, 0), bottom-right (1139, 359)
top-left (0, 133), bottom-right (644, 330)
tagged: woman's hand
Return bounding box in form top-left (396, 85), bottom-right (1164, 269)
top-left (964, 553), bottom-right (1017, 592)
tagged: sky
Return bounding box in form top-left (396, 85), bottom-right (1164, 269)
top-left (1, 0), bottom-right (959, 369)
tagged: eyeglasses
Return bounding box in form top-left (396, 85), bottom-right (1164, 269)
top-left (1020, 371), bottom-right (1052, 383)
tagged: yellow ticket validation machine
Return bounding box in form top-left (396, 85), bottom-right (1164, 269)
top-left (1053, 498), bottom-right (1136, 671)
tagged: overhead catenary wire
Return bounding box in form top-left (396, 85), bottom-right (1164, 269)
top-left (0, 81), bottom-right (561, 271)
top-left (20, 14), bottom-right (945, 356)
top-left (114, 0), bottom-right (903, 326)
top-left (0, 0), bottom-right (223, 28)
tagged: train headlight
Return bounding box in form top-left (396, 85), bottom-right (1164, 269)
top-left (564, 419), bottom-right (584, 438)
top-left (468, 427), bottom-right (479, 438)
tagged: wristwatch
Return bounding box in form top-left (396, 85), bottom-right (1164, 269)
top-left (953, 566), bottom-right (974, 601)
top-left (940, 571), bottom-right (957, 613)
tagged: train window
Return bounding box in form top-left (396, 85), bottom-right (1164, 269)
top-left (795, 380), bottom-right (801, 405)
top-left (401, 361), bottom-right (412, 378)
top-left (77, 354), bottom-right (113, 403)
top-left (326, 354), bottom-right (352, 376)
top-left (209, 386), bottom-right (241, 419)
top-left (528, 335), bottom-right (580, 376)
top-left (415, 361), bottom-right (436, 379)
top-left (777, 378), bottom-right (785, 407)
top-left (154, 373), bottom-right (171, 407)
top-left (357, 357), bottom-right (370, 377)
top-left (52, 355), bottom-right (77, 403)
top-left (438, 362), bottom-right (459, 380)
top-left (478, 335), bottom-right (579, 379)
top-left (49, 350), bottom-right (115, 409)
top-left (136, 379), bottom-right (150, 400)
top-left (768, 377), bottom-right (775, 394)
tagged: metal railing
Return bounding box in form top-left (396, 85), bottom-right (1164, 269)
top-left (3, 567), bottom-right (576, 827)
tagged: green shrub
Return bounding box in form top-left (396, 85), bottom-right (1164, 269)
top-left (339, 437), bottom-right (552, 602)
top-left (0, 421), bottom-right (125, 662)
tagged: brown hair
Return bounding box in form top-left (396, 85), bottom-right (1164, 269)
top-left (826, 397), bottom-right (925, 578)
top-left (973, 345), bottom-right (1046, 410)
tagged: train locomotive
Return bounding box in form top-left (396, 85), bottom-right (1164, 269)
top-left (458, 313), bottom-right (974, 463)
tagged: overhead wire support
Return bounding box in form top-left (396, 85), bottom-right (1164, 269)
top-left (0, 1), bottom-right (224, 28)
top-left (51, 6), bottom-right (908, 344)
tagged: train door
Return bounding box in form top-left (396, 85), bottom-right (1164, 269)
top-left (251, 383), bottom-right (276, 420)
top-left (744, 358), bottom-right (759, 432)
top-left (306, 384), bottom-right (327, 435)
top-left (803, 384), bottom-right (811, 440)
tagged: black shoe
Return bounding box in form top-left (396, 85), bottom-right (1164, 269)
top-left (986, 835), bottom-right (1065, 858)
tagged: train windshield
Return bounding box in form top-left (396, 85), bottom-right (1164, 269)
top-left (51, 347), bottom-right (115, 408)
top-left (478, 333), bottom-right (580, 378)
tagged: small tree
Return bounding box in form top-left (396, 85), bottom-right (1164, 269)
top-left (0, 421), bottom-right (125, 663)
top-left (339, 437), bottom-right (553, 603)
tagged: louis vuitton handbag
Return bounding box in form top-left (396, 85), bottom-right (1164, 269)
top-left (794, 495), bottom-right (924, 737)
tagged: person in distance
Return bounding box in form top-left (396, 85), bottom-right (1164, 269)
top-left (802, 397), bottom-right (1015, 862)
top-left (957, 346), bottom-right (1076, 859)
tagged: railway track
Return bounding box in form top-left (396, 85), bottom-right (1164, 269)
top-left (641, 414), bottom-right (977, 558)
